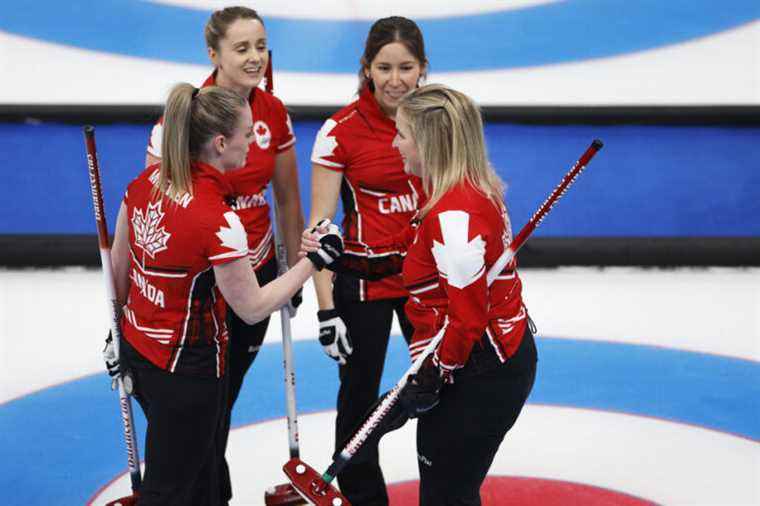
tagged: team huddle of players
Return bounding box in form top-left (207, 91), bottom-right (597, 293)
top-left (105, 7), bottom-right (537, 506)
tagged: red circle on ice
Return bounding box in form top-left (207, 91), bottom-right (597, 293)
top-left (387, 475), bottom-right (657, 505)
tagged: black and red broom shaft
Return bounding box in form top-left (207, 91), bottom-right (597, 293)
top-left (84, 125), bottom-right (142, 493)
top-left (511, 139), bottom-right (603, 252)
top-left (84, 127), bottom-right (109, 245)
top-left (265, 50), bottom-right (273, 94)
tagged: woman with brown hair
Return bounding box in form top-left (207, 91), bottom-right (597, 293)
top-left (308, 16), bottom-right (428, 505)
top-left (143, 7), bottom-right (304, 502)
top-left (112, 83), bottom-right (341, 505)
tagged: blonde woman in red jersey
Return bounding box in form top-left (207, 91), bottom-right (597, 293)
top-left (143, 7), bottom-right (304, 502)
top-left (111, 83), bottom-right (340, 505)
top-left (307, 84), bottom-right (537, 505)
top-left (308, 16), bottom-right (428, 505)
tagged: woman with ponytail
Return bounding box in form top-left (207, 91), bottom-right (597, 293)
top-left (111, 83), bottom-right (341, 505)
top-left (144, 8), bottom-right (305, 501)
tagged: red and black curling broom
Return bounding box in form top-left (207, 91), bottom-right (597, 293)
top-left (265, 186), bottom-right (309, 506)
top-left (84, 126), bottom-right (142, 506)
top-left (283, 140), bottom-right (604, 505)
top-left (263, 50), bottom-right (311, 506)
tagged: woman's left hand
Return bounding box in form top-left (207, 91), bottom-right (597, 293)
top-left (400, 355), bottom-right (444, 418)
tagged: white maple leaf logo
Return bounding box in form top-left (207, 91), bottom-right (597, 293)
top-left (431, 211), bottom-right (485, 289)
top-left (311, 119), bottom-right (339, 162)
top-left (132, 200), bottom-right (171, 259)
top-left (216, 212), bottom-right (247, 253)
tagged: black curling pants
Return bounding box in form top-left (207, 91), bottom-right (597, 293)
top-left (334, 296), bottom-right (415, 506)
top-left (124, 341), bottom-right (228, 506)
top-left (416, 328), bottom-right (537, 506)
top-left (219, 257), bottom-right (277, 502)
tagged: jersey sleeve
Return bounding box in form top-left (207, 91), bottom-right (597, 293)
top-left (428, 210), bottom-right (490, 372)
top-left (310, 118), bottom-right (347, 171)
top-left (146, 117), bottom-right (164, 158)
top-left (205, 209), bottom-right (249, 265)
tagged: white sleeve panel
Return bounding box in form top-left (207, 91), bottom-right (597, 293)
top-left (310, 118), bottom-right (345, 169)
top-left (147, 122), bottom-right (163, 158)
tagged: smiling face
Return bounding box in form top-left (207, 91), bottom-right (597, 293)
top-left (209, 18), bottom-right (268, 98)
top-left (366, 42), bottom-right (424, 118)
top-left (392, 110), bottom-right (422, 177)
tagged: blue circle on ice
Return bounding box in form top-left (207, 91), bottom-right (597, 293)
top-left (0, 337), bottom-right (758, 504)
top-left (1, 1), bottom-right (758, 72)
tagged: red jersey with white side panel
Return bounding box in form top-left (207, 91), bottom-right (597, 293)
top-left (339, 182), bottom-right (527, 370)
top-left (121, 162), bottom-right (248, 378)
top-left (404, 183), bottom-right (527, 371)
top-left (147, 72), bottom-right (295, 270)
top-left (311, 85), bottom-right (424, 301)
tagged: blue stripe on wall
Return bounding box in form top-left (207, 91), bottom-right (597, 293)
top-left (0, 337), bottom-right (757, 504)
top-left (1, 122), bottom-right (758, 236)
top-left (0, 1), bottom-right (757, 71)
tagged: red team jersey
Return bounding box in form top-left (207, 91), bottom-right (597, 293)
top-left (311, 86), bottom-right (424, 301)
top-left (121, 162), bottom-right (249, 378)
top-left (148, 72), bottom-right (296, 270)
top-left (341, 182), bottom-right (527, 371)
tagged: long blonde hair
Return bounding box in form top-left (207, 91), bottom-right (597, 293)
top-left (159, 83), bottom-right (246, 199)
top-left (397, 84), bottom-right (504, 217)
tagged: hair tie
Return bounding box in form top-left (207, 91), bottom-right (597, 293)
top-left (191, 87), bottom-right (200, 99)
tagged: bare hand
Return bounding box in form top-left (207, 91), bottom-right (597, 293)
top-left (299, 219), bottom-right (331, 258)
top-left (300, 229), bottom-right (321, 258)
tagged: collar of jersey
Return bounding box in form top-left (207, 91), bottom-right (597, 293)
top-left (358, 84), bottom-right (396, 131)
top-left (192, 160), bottom-right (235, 198)
top-left (202, 70), bottom-right (257, 104)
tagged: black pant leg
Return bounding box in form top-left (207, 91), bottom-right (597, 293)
top-left (333, 298), bottom-right (396, 506)
top-left (392, 297), bottom-right (414, 345)
top-left (417, 332), bottom-right (537, 506)
top-left (133, 367), bottom-right (226, 506)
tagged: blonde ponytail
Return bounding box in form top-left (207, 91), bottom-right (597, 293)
top-left (157, 83), bottom-right (247, 200)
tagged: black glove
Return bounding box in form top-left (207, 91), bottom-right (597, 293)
top-left (400, 355), bottom-right (443, 418)
top-left (307, 220), bottom-right (344, 271)
top-left (317, 309), bottom-right (353, 365)
top-left (102, 331), bottom-right (120, 390)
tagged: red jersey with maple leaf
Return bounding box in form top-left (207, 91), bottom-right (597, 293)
top-left (338, 182), bottom-right (527, 370)
top-left (311, 85), bottom-right (423, 301)
top-left (121, 162), bottom-right (249, 378)
top-left (148, 72), bottom-right (295, 270)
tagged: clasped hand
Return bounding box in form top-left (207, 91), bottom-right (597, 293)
top-left (300, 219), bottom-right (343, 270)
